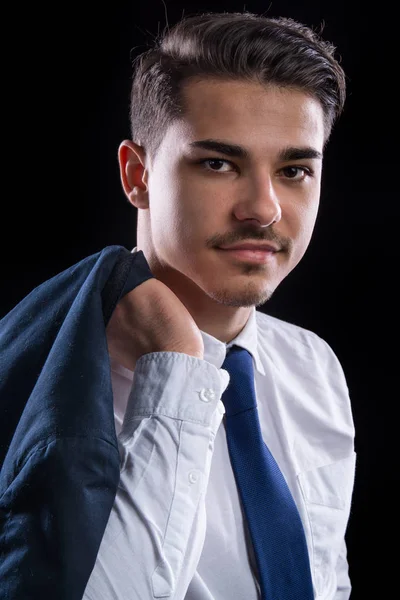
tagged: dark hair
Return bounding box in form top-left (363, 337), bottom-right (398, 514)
top-left (129, 11), bottom-right (346, 163)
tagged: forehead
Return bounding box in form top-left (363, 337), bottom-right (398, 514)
top-left (166, 78), bottom-right (325, 156)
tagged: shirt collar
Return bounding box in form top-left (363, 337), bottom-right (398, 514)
top-left (131, 246), bottom-right (265, 376)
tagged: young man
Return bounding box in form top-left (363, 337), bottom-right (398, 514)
top-left (0, 11), bottom-right (356, 600)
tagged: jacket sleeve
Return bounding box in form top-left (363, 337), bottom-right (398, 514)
top-left (83, 352), bottom-right (230, 600)
top-left (0, 246), bottom-right (155, 600)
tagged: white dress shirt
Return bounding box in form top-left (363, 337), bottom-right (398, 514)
top-left (83, 249), bottom-right (356, 600)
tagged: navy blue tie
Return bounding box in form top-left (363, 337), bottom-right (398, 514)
top-left (221, 345), bottom-right (314, 600)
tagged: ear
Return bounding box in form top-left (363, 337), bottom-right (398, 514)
top-left (118, 140), bottom-right (149, 209)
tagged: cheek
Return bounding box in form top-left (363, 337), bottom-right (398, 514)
top-left (301, 207), bottom-right (318, 240)
top-left (285, 198), bottom-right (320, 255)
top-left (300, 199), bottom-right (319, 231)
top-left (150, 187), bottom-right (204, 251)
top-left (169, 181), bottom-right (218, 239)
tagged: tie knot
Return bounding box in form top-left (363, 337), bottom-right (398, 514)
top-left (221, 345), bottom-right (257, 416)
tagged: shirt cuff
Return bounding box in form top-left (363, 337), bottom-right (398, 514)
top-left (121, 351), bottom-right (230, 433)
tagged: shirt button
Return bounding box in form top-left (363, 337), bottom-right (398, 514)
top-left (188, 471), bottom-right (199, 484)
top-left (199, 388), bottom-right (216, 403)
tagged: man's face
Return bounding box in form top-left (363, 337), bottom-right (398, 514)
top-left (133, 79), bottom-right (324, 308)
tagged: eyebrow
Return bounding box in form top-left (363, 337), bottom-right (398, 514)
top-left (188, 139), bottom-right (322, 161)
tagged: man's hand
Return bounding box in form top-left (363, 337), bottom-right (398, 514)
top-left (106, 278), bottom-right (204, 371)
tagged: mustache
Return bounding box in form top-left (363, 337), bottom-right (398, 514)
top-left (212, 228), bottom-right (290, 252)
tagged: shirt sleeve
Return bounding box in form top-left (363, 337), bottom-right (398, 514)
top-left (83, 351), bottom-right (230, 600)
top-left (318, 335), bottom-right (356, 600)
top-left (333, 539), bottom-right (352, 600)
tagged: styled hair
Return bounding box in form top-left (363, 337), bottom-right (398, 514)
top-left (129, 11), bottom-right (346, 163)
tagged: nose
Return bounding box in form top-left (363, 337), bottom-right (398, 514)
top-left (234, 176), bottom-right (282, 227)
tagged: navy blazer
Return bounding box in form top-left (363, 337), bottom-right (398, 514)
top-left (0, 246), bottom-right (155, 600)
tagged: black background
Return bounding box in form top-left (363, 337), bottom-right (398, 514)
top-left (2, 1), bottom-right (397, 598)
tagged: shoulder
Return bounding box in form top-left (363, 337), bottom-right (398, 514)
top-left (254, 311), bottom-right (355, 448)
top-left (256, 310), bottom-right (333, 352)
top-left (255, 310), bottom-right (347, 383)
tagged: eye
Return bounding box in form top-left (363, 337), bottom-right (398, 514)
top-left (198, 158), bottom-right (235, 172)
top-left (280, 166), bottom-right (313, 181)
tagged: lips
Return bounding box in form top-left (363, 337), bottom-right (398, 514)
top-left (218, 244), bottom-right (279, 252)
top-left (217, 246), bottom-right (278, 264)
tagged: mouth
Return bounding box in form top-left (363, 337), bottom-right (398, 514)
top-left (216, 247), bottom-right (279, 264)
